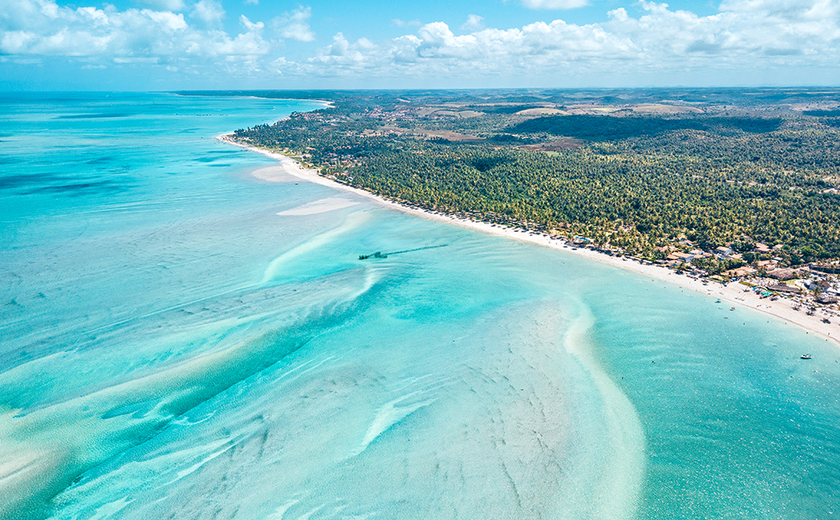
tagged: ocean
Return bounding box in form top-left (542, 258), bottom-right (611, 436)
top-left (1, 92), bottom-right (838, 519)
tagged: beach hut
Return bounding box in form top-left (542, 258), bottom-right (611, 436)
top-left (816, 293), bottom-right (838, 304)
top-left (767, 284), bottom-right (803, 295)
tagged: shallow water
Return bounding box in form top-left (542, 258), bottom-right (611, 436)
top-left (1, 93), bottom-right (838, 519)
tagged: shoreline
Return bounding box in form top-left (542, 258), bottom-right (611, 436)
top-left (218, 134), bottom-right (840, 350)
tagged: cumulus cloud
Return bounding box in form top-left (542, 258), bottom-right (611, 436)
top-left (0, 0), bottom-right (269, 64)
top-left (307, 19), bottom-right (632, 77)
top-left (461, 14), bottom-right (485, 31)
top-left (521, 0), bottom-right (590, 9)
top-left (308, 32), bottom-right (377, 72)
top-left (190, 0), bottom-right (225, 26)
top-left (302, 0), bottom-right (840, 81)
top-left (2, 0), bottom-right (839, 84)
top-left (602, 0), bottom-right (840, 61)
top-left (272, 6), bottom-right (314, 42)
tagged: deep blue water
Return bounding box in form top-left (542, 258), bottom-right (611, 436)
top-left (1, 93), bottom-right (838, 520)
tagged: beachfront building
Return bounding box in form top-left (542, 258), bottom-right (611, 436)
top-left (816, 293), bottom-right (839, 304)
top-left (767, 268), bottom-right (803, 280)
top-left (723, 265), bottom-right (757, 278)
top-left (755, 242), bottom-right (772, 253)
top-left (715, 246), bottom-right (733, 257)
top-left (768, 284), bottom-right (803, 296)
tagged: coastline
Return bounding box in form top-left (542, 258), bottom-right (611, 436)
top-left (218, 134), bottom-right (840, 349)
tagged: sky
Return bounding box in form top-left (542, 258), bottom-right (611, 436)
top-left (1, 0), bottom-right (839, 90)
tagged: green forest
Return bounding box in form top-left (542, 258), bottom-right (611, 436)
top-left (232, 89), bottom-right (840, 265)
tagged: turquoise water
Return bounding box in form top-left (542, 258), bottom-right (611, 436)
top-left (1, 93), bottom-right (838, 519)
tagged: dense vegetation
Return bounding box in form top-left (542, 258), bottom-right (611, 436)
top-left (232, 89), bottom-right (840, 265)
top-left (509, 115), bottom-right (784, 140)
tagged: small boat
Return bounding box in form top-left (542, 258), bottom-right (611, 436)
top-left (801, 354), bottom-right (812, 360)
top-left (359, 251), bottom-right (388, 260)
top-left (730, 307), bottom-right (735, 311)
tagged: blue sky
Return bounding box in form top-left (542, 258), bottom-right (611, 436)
top-left (1, 0), bottom-right (838, 90)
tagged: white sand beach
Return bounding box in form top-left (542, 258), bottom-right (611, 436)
top-left (219, 134), bottom-right (840, 349)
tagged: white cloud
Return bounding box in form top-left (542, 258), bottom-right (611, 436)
top-left (608, 8), bottom-right (629, 22)
top-left (461, 14), bottom-right (485, 31)
top-left (0, 0), bottom-right (270, 65)
top-left (239, 14), bottom-right (262, 32)
top-left (309, 32), bottom-right (375, 68)
top-left (719, 0), bottom-right (839, 17)
top-left (2, 0), bottom-right (840, 85)
top-left (307, 19), bottom-right (633, 77)
top-left (144, 10), bottom-right (189, 30)
top-left (190, 0), bottom-right (225, 27)
top-left (521, 0), bottom-right (590, 10)
top-left (272, 6), bottom-right (314, 42)
top-left (392, 18), bottom-right (421, 27)
top-left (301, 0), bottom-right (840, 82)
